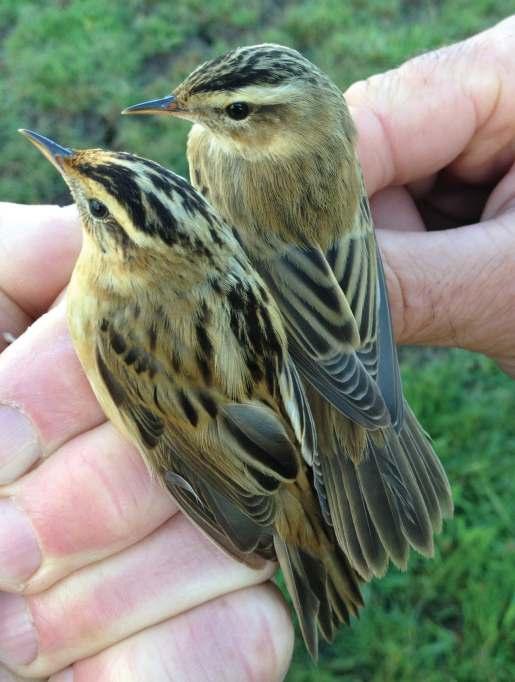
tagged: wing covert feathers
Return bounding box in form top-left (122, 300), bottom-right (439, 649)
top-left (262, 244), bottom-right (392, 429)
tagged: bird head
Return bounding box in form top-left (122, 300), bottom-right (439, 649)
top-left (19, 129), bottom-right (233, 287)
top-left (123, 44), bottom-right (352, 160)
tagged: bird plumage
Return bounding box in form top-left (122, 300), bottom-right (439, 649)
top-left (123, 43), bottom-right (453, 592)
top-left (20, 129), bottom-right (363, 657)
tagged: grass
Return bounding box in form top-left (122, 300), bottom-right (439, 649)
top-left (1, 1), bottom-right (514, 679)
top-left (2, 0), bottom-right (513, 202)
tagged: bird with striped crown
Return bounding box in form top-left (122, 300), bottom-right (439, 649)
top-left (20, 129), bottom-right (364, 657)
top-left (123, 43), bottom-right (454, 583)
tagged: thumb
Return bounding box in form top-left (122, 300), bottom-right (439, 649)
top-left (346, 16), bottom-right (515, 194)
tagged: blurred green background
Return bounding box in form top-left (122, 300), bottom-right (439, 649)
top-left (2, 1), bottom-right (514, 680)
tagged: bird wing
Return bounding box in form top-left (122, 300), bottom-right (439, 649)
top-left (326, 210), bottom-right (404, 430)
top-left (261, 231), bottom-right (391, 430)
top-left (93, 320), bottom-right (316, 563)
top-left (258, 186), bottom-right (404, 431)
top-left (164, 456), bottom-right (273, 567)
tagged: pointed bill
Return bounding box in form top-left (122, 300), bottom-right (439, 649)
top-left (18, 129), bottom-right (74, 171)
top-left (121, 95), bottom-right (178, 116)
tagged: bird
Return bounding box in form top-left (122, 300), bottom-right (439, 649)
top-left (20, 128), bottom-right (364, 657)
top-left (123, 43), bottom-right (453, 583)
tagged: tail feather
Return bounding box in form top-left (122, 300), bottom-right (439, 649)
top-left (327, 576), bottom-right (351, 625)
top-left (323, 463), bottom-right (374, 580)
top-left (296, 547), bottom-right (334, 642)
top-left (274, 532), bottom-right (363, 659)
top-left (325, 539), bottom-right (363, 613)
top-left (273, 535), bottom-right (320, 658)
top-left (316, 399), bottom-right (452, 578)
top-left (403, 406), bottom-right (453, 519)
top-left (336, 456), bottom-right (391, 576)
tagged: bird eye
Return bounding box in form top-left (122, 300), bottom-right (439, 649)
top-left (226, 102), bottom-right (250, 120)
top-left (88, 199), bottom-right (109, 219)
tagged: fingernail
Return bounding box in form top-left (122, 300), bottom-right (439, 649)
top-left (0, 499), bottom-right (41, 587)
top-left (50, 668), bottom-right (73, 682)
top-left (0, 593), bottom-right (38, 666)
top-left (0, 406), bottom-right (40, 484)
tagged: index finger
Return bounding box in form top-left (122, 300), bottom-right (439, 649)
top-left (0, 302), bottom-right (104, 483)
top-left (0, 203), bottom-right (80, 320)
top-left (346, 16), bottom-right (515, 195)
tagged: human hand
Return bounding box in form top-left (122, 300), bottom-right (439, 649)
top-left (346, 15), bottom-right (515, 377)
top-left (0, 204), bottom-right (293, 681)
top-left (2, 16), bottom-right (514, 678)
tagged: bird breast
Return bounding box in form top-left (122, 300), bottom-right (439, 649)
top-left (188, 122), bottom-right (362, 253)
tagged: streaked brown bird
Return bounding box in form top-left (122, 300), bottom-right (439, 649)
top-left (20, 129), bottom-right (363, 657)
top-left (123, 44), bottom-right (453, 583)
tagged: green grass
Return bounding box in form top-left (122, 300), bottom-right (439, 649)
top-left (1, 0), bottom-right (513, 203)
top-left (1, 1), bottom-right (514, 680)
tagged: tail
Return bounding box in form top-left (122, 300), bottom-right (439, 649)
top-left (316, 400), bottom-right (453, 580)
top-left (274, 530), bottom-right (363, 659)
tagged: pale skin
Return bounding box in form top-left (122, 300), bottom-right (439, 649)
top-left (0, 17), bottom-right (514, 681)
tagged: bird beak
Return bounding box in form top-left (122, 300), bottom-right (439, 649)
top-left (121, 94), bottom-right (180, 116)
top-left (18, 129), bottom-right (74, 171)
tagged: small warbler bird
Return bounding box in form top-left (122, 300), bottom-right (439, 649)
top-left (20, 129), bottom-right (363, 657)
top-left (123, 44), bottom-right (453, 581)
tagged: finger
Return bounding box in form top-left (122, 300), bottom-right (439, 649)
top-left (0, 665), bottom-right (45, 682)
top-left (0, 422), bottom-right (175, 594)
top-left (370, 186), bottom-right (425, 231)
top-left (1, 516), bottom-right (275, 678)
top-left (48, 584), bottom-right (293, 682)
top-left (347, 16), bottom-right (515, 194)
top-left (0, 302), bottom-right (104, 484)
top-left (0, 204), bottom-right (80, 319)
top-left (0, 295), bottom-right (30, 354)
top-left (377, 212), bottom-right (515, 355)
top-left (483, 159), bottom-right (515, 219)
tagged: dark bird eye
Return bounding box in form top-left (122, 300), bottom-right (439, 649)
top-left (226, 102), bottom-right (249, 120)
top-left (88, 199), bottom-right (109, 219)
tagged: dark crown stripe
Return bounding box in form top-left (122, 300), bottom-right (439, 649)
top-left (188, 46), bottom-right (311, 95)
top-left (190, 68), bottom-right (289, 94)
top-left (80, 162), bottom-right (147, 230)
top-left (79, 158), bottom-right (227, 252)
